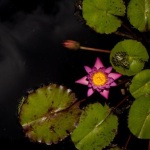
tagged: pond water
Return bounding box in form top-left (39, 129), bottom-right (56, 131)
top-left (0, 0), bottom-right (148, 149)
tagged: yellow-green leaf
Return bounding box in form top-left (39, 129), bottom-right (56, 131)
top-left (19, 84), bottom-right (81, 145)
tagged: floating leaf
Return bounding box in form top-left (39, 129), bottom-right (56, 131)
top-left (82, 0), bottom-right (126, 34)
top-left (128, 95), bottom-right (150, 139)
top-left (18, 84), bottom-right (81, 145)
top-left (71, 103), bottom-right (118, 150)
top-left (129, 69), bottom-right (150, 99)
top-left (127, 0), bottom-right (150, 32)
top-left (110, 40), bottom-right (149, 76)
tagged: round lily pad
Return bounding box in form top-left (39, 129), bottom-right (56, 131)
top-left (71, 103), bottom-right (118, 150)
top-left (128, 95), bottom-right (150, 139)
top-left (18, 84), bottom-right (81, 145)
top-left (129, 69), bottom-right (150, 99)
top-left (127, 0), bottom-right (150, 32)
top-left (110, 40), bottom-right (149, 76)
top-left (82, 0), bottom-right (126, 34)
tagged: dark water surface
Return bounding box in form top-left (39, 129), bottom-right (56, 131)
top-left (0, 0), bottom-right (148, 149)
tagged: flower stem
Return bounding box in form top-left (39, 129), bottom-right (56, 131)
top-left (74, 98), bottom-right (86, 106)
top-left (114, 95), bottom-right (129, 109)
top-left (122, 23), bottom-right (141, 41)
top-left (77, 98), bottom-right (86, 103)
top-left (114, 31), bottom-right (135, 39)
top-left (125, 134), bottom-right (132, 149)
top-left (117, 79), bottom-right (130, 86)
top-left (69, 98), bottom-right (86, 108)
top-left (149, 139), bottom-right (150, 150)
top-left (80, 46), bottom-right (111, 53)
top-left (143, 33), bottom-right (150, 43)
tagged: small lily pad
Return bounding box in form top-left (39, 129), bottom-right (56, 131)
top-left (129, 69), bottom-right (150, 99)
top-left (110, 40), bottom-right (149, 76)
top-left (71, 103), bottom-right (118, 150)
top-left (82, 0), bottom-right (126, 34)
top-left (127, 0), bottom-right (150, 32)
top-left (18, 84), bottom-right (81, 145)
top-left (128, 95), bottom-right (150, 139)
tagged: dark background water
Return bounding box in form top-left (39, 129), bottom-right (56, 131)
top-left (0, 0), bottom-right (148, 149)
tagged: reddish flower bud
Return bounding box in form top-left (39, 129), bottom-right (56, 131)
top-left (62, 40), bottom-right (80, 50)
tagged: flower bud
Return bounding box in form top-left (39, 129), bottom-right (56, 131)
top-left (62, 40), bottom-right (80, 50)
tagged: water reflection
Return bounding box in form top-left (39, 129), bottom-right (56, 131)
top-left (0, 0), bottom-right (87, 140)
top-left (0, 26), bottom-right (25, 101)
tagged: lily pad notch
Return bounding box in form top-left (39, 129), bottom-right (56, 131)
top-left (82, 0), bottom-right (126, 34)
top-left (18, 84), bottom-right (81, 145)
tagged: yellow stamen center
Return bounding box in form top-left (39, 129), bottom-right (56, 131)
top-left (92, 71), bottom-right (107, 86)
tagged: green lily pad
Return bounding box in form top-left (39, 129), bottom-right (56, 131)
top-left (128, 95), bottom-right (150, 139)
top-left (18, 84), bottom-right (81, 145)
top-left (129, 69), bottom-right (150, 99)
top-left (71, 103), bottom-right (118, 150)
top-left (82, 0), bottom-right (126, 34)
top-left (127, 0), bottom-right (150, 32)
top-left (110, 40), bottom-right (149, 76)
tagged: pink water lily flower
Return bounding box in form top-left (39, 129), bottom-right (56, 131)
top-left (75, 57), bottom-right (122, 99)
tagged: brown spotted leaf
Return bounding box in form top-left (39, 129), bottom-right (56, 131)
top-left (71, 103), bottom-right (118, 150)
top-left (82, 0), bottom-right (126, 34)
top-left (18, 84), bottom-right (81, 145)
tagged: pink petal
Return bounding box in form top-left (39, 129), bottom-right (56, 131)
top-left (94, 57), bottom-right (104, 69)
top-left (84, 66), bottom-right (92, 73)
top-left (110, 82), bottom-right (117, 86)
top-left (100, 90), bottom-right (109, 99)
top-left (87, 88), bottom-right (94, 97)
top-left (75, 76), bottom-right (88, 85)
top-left (105, 66), bottom-right (113, 74)
top-left (108, 73), bottom-right (122, 80)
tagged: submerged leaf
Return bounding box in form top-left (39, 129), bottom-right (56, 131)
top-left (129, 69), bottom-right (150, 98)
top-left (128, 95), bottom-right (150, 139)
top-left (82, 0), bottom-right (126, 34)
top-left (110, 40), bottom-right (149, 76)
top-left (19, 84), bottom-right (81, 145)
top-left (127, 0), bottom-right (150, 32)
top-left (71, 103), bottom-right (118, 150)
